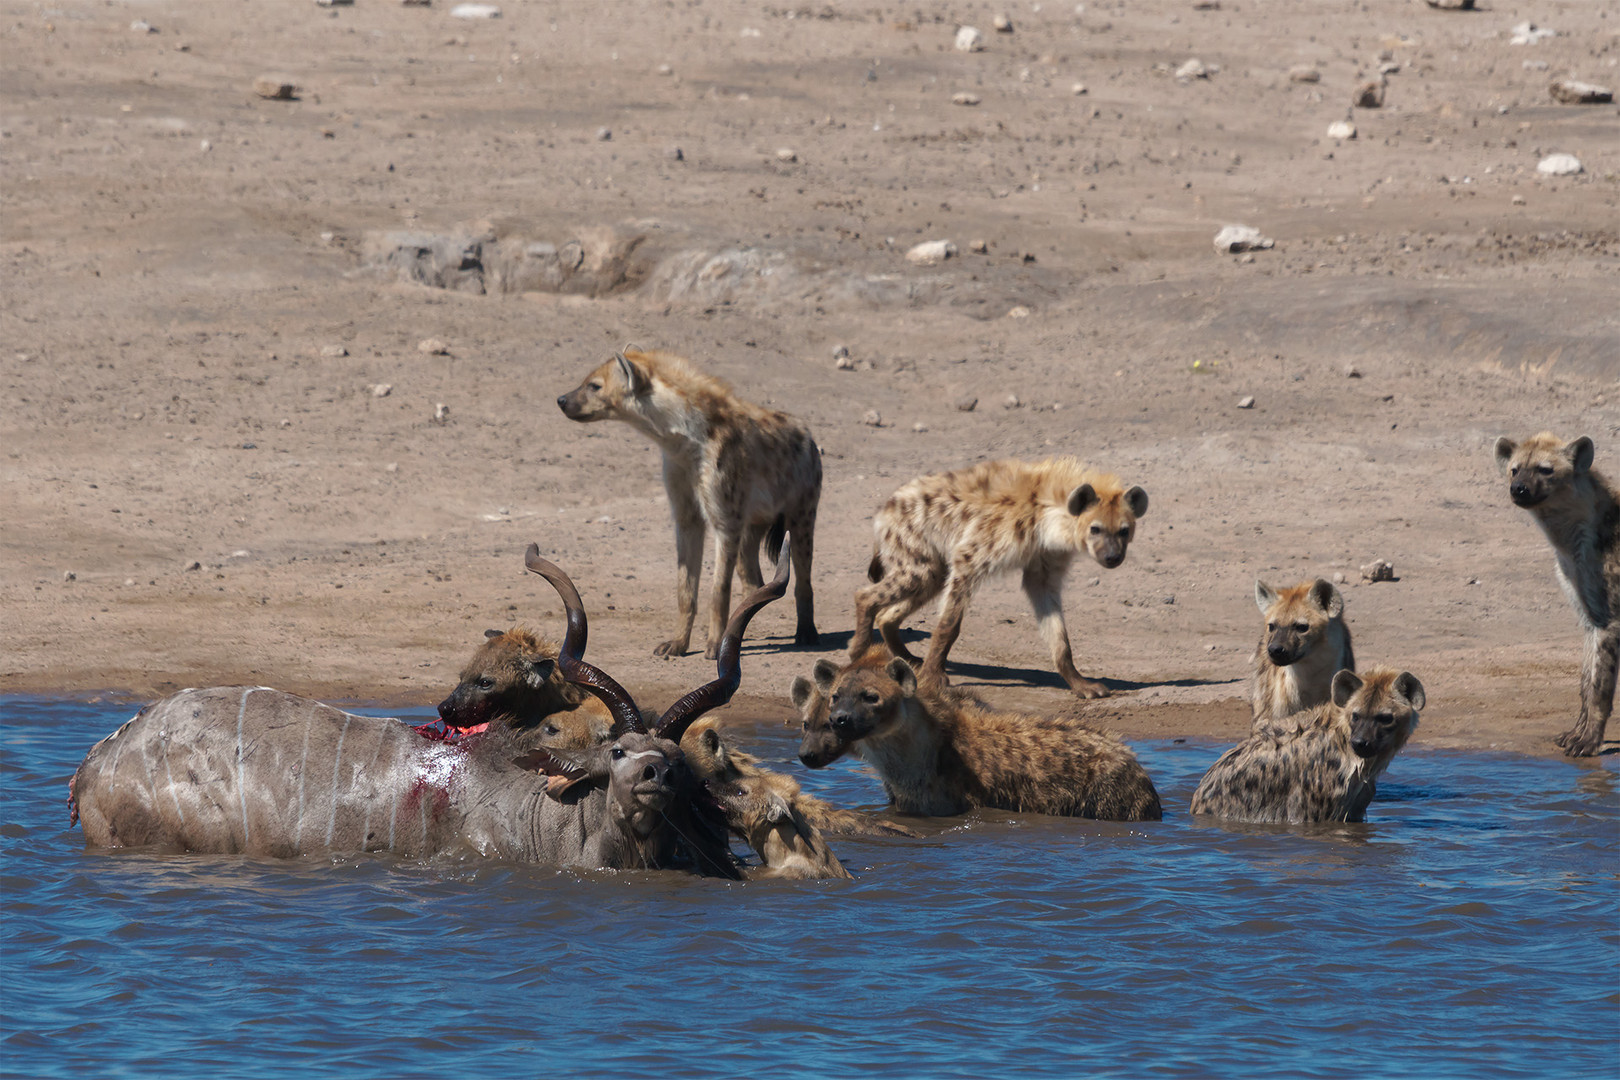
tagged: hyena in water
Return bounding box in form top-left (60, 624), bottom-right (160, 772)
top-left (850, 456), bottom-right (1148, 697)
top-left (436, 628), bottom-right (617, 750)
top-left (1495, 432), bottom-right (1619, 757)
top-left (1252, 579), bottom-right (1355, 723)
top-left (557, 348), bottom-right (820, 659)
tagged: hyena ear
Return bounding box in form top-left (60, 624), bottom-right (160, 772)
top-left (484, 628), bottom-right (505, 640)
top-left (701, 725), bottom-right (723, 756)
top-left (1330, 668), bottom-right (1363, 708)
top-left (1393, 672), bottom-right (1426, 712)
top-left (1309, 579), bottom-right (1344, 619)
top-left (885, 657), bottom-right (918, 695)
top-left (525, 657), bottom-right (557, 690)
top-left (790, 675), bottom-right (816, 709)
top-left (1493, 437), bottom-right (1517, 473)
top-left (811, 660), bottom-right (841, 694)
top-left (614, 352), bottom-right (649, 396)
top-left (1124, 485), bottom-right (1148, 519)
top-left (1066, 483), bottom-right (1099, 517)
top-left (1254, 579), bottom-right (1277, 614)
top-left (765, 790), bottom-right (793, 824)
top-left (1566, 436), bottom-right (1595, 475)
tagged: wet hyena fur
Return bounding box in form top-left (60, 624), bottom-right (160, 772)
top-left (557, 347), bottom-right (820, 659)
top-left (1189, 667), bottom-right (1424, 824)
top-left (790, 650), bottom-right (1162, 820)
top-left (437, 627), bottom-right (616, 750)
top-left (1251, 579), bottom-right (1355, 724)
top-left (850, 456), bottom-right (1148, 698)
top-left (1495, 432), bottom-right (1619, 756)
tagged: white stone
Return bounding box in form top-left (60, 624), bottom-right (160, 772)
top-left (1288, 65), bottom-right (1320, 83)
top-left (993, 14), bottom-right (1013, 32)
top-left (1213, 225), bottom-right (1274, 254)
top-left (1006, 305), bottom-right (1031, 318)
top-left (433, 403), bottom-right (450, 422)
top-left (1361, 559), bottom-right (1395, 583)
top-left (952, 92), bottom-right (982, 106)
top-left (1327, 120), bottom-right (1356, 140)
top-left (1536, 153), bottom-right (1582, 176)
top-left (1237, 395), bottom-right (1256, 409)
top-left (1509, 22), bottom-right (1554, 46)
top-left (905, 239), bottom-right (958, 265)
top-left (1549, 79), bottom-right (1613, 105)
top-left (372, 384), bottom-right (393, 398)
top-left (775, 147), bottom-right (797, 161)
top-left (418, 338), bottom-right (450, 355)
top-left (1175, 58), bottom-right (1208, 81)
top-left (130, 20), bottom-right (156, 33)
top-left (320, 344), bottom-right (348, 357)
top-left (451, 3), bottom-right (501, 18)
top-left (955, 26), bottom-right (985, 52)
top-left (1071, 82), bottom-right (1088, 95)
top-left (862, 409), bottom-right (883, 427)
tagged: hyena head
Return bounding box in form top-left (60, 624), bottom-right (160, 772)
top-left (1494, 432), bottom-right (1595, 510)
top-left (437, 628), bottom-right (600, 747)
top-left (1067, 481), bottom-right (1149, 569)
top-left (1331, 667), bottom-right (1424, 764)
top-left (1254, 579), bottom-right (1345, 667)
top-left (681, 718), bottom-right (797, 829)
top-left (556, 350), bottom-right (650, 423)
top-left (792, 653), bottom-right (912, 767)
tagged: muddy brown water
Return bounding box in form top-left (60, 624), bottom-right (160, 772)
top-left (3, 696), bottom-right (1616, 1079)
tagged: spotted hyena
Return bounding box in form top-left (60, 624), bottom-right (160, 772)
top-left (1251, 579), bottom-right (1355, 723)
top-left (849, 456), bottom-right (1147, 697)
top-left (557, 348), bottom-right (820, 659)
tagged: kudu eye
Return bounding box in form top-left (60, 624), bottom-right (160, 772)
top-left (610, 746), bottom-right (625, 759)
top-left (477, 677), bottom-right (495, 690)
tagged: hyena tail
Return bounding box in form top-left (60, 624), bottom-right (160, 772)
top-left (763, 514), bottom-right (789, 565)
top-left (866, 551), bottom-right (885, 583)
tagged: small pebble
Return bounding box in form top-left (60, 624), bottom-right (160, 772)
top-left (1071, 82), bottom-right (1088, 95)
top-left (1006, 306), bottom-right (1031, 318)
top-left (1332, 571), bottom-right (1347, 584)
top-left (1327, 120), bottom-right (1356, 140)
top-left (955, 26), bottom-right (985, 52)
top-left (1175, 58), bottom-right (1208, 81)
top-left (1237, 395), bottom-right (1256, 409)
top-left (1288, 65), bottom-right (1321, 83)
top-left (433, 403), bottom-right (450, 422)
top-left (595, 127), bottom-right (612, 141)
top-left (657, 63), bottom-right (674, 76)
top-left (835, 355), bottom-right (855, 370)
top-left (969, 239), bottom-right (988, 253)
top-left (1361, 559), bottom-right (1395, 583)
top-left (951, 92), bottom-right (982, 106)
top-left (1213, 224), bottom-right (1273, 254)
top-left (1511, 194), bottom-right (1526, 205)
top-left (911, 422), bottom-right (928, 433)
top-left (666, 147), bottom-right (684, 161)
top-left (450, 2), bottom-right (501, 18)
top-left (130, 20), bottom-right (156, 33)
top-left (1352, 80), bottom-right (1385, 108)
top-left (1344, 364), bottom-right (1361, 378)
top-left (186, 561), bottom-right (202, 571)
top-left (253, 76), bottom-right (297, 100)
top-left (418, 338), bottom-right (450, 355)
top-left (320, 344), bottom-right (348, 357)
top-left (955, 397), bottom-right (979, 412)
top-left (1004, 393), bottom-right (1021, 409)
top-left (63, 571), bottom-right (76, 582)
top-left (776, 147), bottom-right (797, 162)
top-left (832, 344), bottom-right (850, 359)
top-left (993, 14), bottom-right (1013, 32)
top-left (1536, 153), bottom-right (1582, 176)
top-left (862, 409), bottom-right (883, 427)
top-left (372, 384), bottom-right (393, 398)
top-left (906, 240), bottom-right (957, 265)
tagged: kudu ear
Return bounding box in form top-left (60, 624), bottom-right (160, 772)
top-left (811, 659), bottom-right (840, 694)
top-left (885, 657), bottom-right (918, 695)
top-left (615, 352), bottom-right (649, 396)
top-left (790, 675), bottom-right (816, 710)
top-left (1254, 579), bottom-right (1277, 615)
top-left (1567, 436), bottom-right (1595, 475)
top-left (1066, 483), bottom-right (1099, 517)
top-left (484, 628), bottom-right (505, 640)
top-left (1310, 579), bottom-right (1344, 619)
top-left (1493, 437), bottom-right (1517, 473)
top-left (1393, 672), bottom-right (1426, 712)
top-left (525, 657), bottom-right (557, 690)
top-left (1330, 668), bottom-right (1363, 708)
top-left (1124, 485), bottom-right (1148, 519)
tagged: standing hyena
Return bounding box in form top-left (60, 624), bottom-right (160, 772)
top-left (557, 348), bottom-right (820, 659)
top-left (1251, 579), bottom-right (1355, 723)
top-left (849, 456), bottom-right (1148, 697)
top-left (1495, 432), bottom-right (1619, 757)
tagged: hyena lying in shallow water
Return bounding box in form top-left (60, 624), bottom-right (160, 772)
top-left (557, 348), bottom-right (820, 660)
top-left (850, 456), bottom-right (1148, 698)
top-left (1251, 578), bottom-right (1355, 724)
top-left (1495, 432), bottom-right (1619, 757)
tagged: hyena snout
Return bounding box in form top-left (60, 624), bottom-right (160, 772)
top-left (1266, 631), bottom-right (1306, 666)
top-left (1508, 479), bottom-right (1546, 508)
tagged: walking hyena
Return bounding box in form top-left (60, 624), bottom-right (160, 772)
top-left (1495, 432), bottom-right (1619, 757)
top-left (557, 348), bottom-right (820, 659)
top-left (849, 457), bottom-right (1148, 697)
top-left (1251, 579), bottom-right (1355, 723)
top-left (1189, 666), bottom-right (1424, 824)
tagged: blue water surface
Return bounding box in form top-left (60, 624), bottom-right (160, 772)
top-left (3, 696), bottom-right (1617, 1079)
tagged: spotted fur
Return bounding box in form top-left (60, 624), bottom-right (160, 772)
top-left (437, 628), bottom-right (614, 750)
top-left (1251, 579), bottom-right (1355, 723)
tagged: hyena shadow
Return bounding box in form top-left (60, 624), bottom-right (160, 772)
top-left (941, 659), bottom-right (1243, 695)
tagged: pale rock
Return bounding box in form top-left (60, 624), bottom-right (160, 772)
top-left (1425, 0), bottom-right (1475, 8)
top-left (969, 239), bottom-right (989, 253)
top-left (955, 26), bottom-right (986, 52)
top-left (835, 355), bottom-right (855, 370)
top-left (1071, 82), bottom-right (1088, 95)
top-left (372, 384), bottom-right (393, 398)
top-left (1288, 65), bottom-right (1321, 83)
top-left (657, 63), bottom-right (674, 76)
top-left (130, 20), bottom-right (157, 33)
top-left (595, 127), bottom-right (612, 141)
top-left (1006, 305), bottom-right (1031, 318)
top-left (418, 338), bottom-right (450, 355)
top-left (1549, 79), bottom-right (1613, 105)
top-left (906, 239), bottom-right (957, 265)
top-left (1360, 559), bottom-right (1395, 583)
top-left (1353, 79), bottom-right (1385, 108)
top-left (1213, 224), bottom-right (1274, 254)
top-left (1327, 120), bottom-right (1356, 140)
top-left (433, 403), bottom-right (451, 423)
top-left (63, 571), bottom-right (76, 582)
top-left (832, 344), bottom-right (850, 359)
top-left (1536, 153), bottom-right (1582, 176)
top-left (862, 409), bottom-right (883, 427)
top-left (1175, 58), bottom-right (1208, 81)
top-left (775, 147), bottom-right (798, 161)
top-left (1509, 22), bottom-right (1555, 46)
top-left (1004, 393), bottom-right (1021, 409)
top-left (956, 397), bottom-right (979, 412)
top-left (253, 76), bottom-right (298, 100)
top-left (1332, 571), bottom-right (1347, 584)
top-left (912, 421), bottom-right (928, 433)
top-left (1511, 194), bottom-right (1526, 205)
top-left (952, 92), bottom-right (982, 106)
top-left (320, 344), bottom-right (349, 358)
top-left (1237, 395), bottom-right (1256, 409)
top-left (993, 14), bottom-right (1013, 32)
top-left (451, 3), bottom-right (502, 18)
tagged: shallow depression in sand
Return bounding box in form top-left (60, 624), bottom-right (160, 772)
top-left (4, 696), bottom-right (1616, 1078)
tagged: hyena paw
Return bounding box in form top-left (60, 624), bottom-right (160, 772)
top-left (653, 639), bottom-right (688, 659)
top-left (1557, 726), bottom-right (1602, 757)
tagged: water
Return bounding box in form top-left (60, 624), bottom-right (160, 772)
top-left (4, 696), bottom-right (1617, 1079)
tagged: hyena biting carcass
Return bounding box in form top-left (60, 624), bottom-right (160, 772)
top-left (1251, 579), bottom-right (1355, 724)
top-left (850, 456), bottom-right (1148, 697)
top-left (557, 348), bottom-right (820, 659)
top-left (1495, 432), bottom-right (1619, 757)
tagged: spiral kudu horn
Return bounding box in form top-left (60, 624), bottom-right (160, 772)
top-left (524, 544), bottom-right (646, 735)
top-left (655, 524), bottom-right (792, 743)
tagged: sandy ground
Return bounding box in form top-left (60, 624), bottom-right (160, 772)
top-left (3, 0), bottom-right (1617, 758)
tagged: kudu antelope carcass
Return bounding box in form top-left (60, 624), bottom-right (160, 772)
top-left (69, 547), bottom-right (798, 876)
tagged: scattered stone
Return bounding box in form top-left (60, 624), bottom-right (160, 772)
top-left (835, 355), bottom-right (856, 370)
top-left (199, 139), bottom-right (212, 152)
top-left (1288, 65), bottom-right (1321, 83)
top-left (906, 239), bottom-right (957, 265)
top-left (1237, 395), bottom-right (1256, 409)
top-left (657, 63), bottom-right (673, 76)
top-left (1511, 194), bottom-right (1526, 205)
top-left (911, 421), bottom-right (928, 433)
top-left (1327, 120), bottom-right (1356, 140)
top-left (861, 409), bottom-right (883, 427)
top-left (951, 92), bottom-right (982, 106)
top-left (315, 0), bottom-right (355, 6)
top-left (1213, 224), bottom-right (1274, 254)
top-left (63, 571), bottom-right (76, 582)
top-left (595, 127), bottom-right (612, 141)
top-left (666, 146), bottom-right (684, 161)
top-left (130, 20), bottom-right (157, 33)
top-left (1523, 60), bottom-right (1549, 72)
top-left (386, 462), bottom-right (399, 473)
top-left (955, 396), bottom-right (979, 412)
top-left (1379, 61), bottom-right (1401, 76)
top-left (1175, 58), bottom-right (1209, 81)
top-left (1332, 571), bottom-right (1347, 584)
top-left (253, 75), bottom-right (298, 100)
top-left (433, 402), bottom-right (451, 423)
top-left (418, 338), bottom-right (450, 354)
top-left (1006, 305), bottom-right (1031, 318)
top-left (775, 147), bottom-right (797, 162)
top-left (1509, 22), bottom-right (1554, 46)
top-left (372, 384), bottom-right (393, 398)
top-left (993, 14), bottom-right (1013, 32)
top-left (1536, 153), bottom-right (1582, 176)
top-left (1162, 595), bottom-right (1176, 605)
top-left (1344, 363), bottom-right (1362, 378)
top-left (1361, 559), bottom-right (1395, 583)
top-left (955, 26), bottom-right (985, 52)
top-left (1192, 0), bottom-right (1221, 9)
top-left (1353, 79), bottom-right (1385, 108)
top-left (125, 578), bottom-right (136, 587)
top-left (320, 344), bottom-right (349, 357)
top-left (450, 3), bottom-right (501, 17)
top-left (186, 561), bottom-right (202, 572)
top-left (832, 344), bottom-right (850, 359)
top-left (1549, 79), bottom-right (1613, 105)
top-left (1425, 0), bottom-right (1474, 8)
top-left (1071, 82), bottom-right (1088, 95)
top-left (402, 0), bottom-right (433, 7)
top-left (1003, 393), bottom-right (1021, 409)
top-left (969, 239), bottom-right (989, 254)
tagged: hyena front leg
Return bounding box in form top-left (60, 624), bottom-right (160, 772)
top-left (705, 527), bottom-right (743, 661)
top-left (656, 481), bottom-right (705, 658)
top-left (1559, 626), bottom-right (1618, 756)
top-left (1022, 555), bottom-right (1108, 698)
